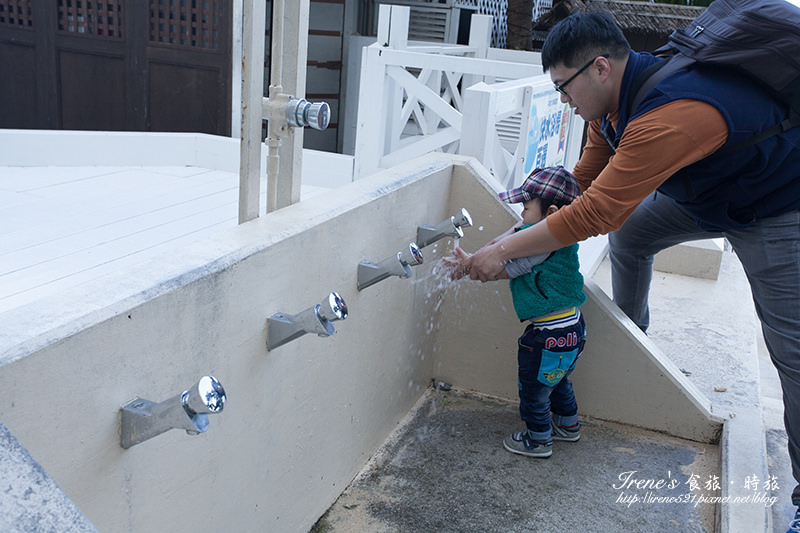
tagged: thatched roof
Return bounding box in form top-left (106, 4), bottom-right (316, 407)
top-left (533, 0), bottom-right (706, 33)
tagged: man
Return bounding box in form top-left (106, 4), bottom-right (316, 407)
top-left (459, 10), bottom-right (800, 530)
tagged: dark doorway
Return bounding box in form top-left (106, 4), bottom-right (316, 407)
top-left (0, 0), bottom-right (232, 136)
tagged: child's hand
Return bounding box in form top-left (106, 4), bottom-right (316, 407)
top-left (441, 246), bottom-right (472, 280)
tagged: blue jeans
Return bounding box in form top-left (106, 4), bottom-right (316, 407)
top-left (517, 316), bottom-right (587, 441)
top-left (609, 192), bottom-right (800, 504)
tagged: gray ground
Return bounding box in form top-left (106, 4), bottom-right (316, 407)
top-left (311, 249), bottom-right (796, 533)
top-left (313, 388), bottom-right (718, 533)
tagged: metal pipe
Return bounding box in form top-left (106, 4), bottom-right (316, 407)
top-left (262, 0), bottom-right (328, 213)
top-left (266, 0), bottom-right (285, 214)
top-left (120, 376), bottom-right (227, 449)
top-left (267, 292), bottom-right (349, 351)
top-left (357, 243), bottom-right (424, 291)
top-left (266, 135), bottom-right (280, 213)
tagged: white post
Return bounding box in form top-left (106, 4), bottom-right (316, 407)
top-left (388, 5), bottom-right (409, 50)
top-left (337, 0), bottom-right (361, 154)
top-left (460, 82), bottom-right (497, 172)
top-left (269, 0), bottom-right (310, 211)
top-left (376, 4), bottom-right (391, 47)
top-left (463, 15), bottom-right (492, 91)
top-left (424, 69), bottom-right (442, 135)
top-left (563, 111), bottom-right (586, 171)
top-left (238, 0), bottom-right (266, 223)
top-left (354, 4), bottom-right (410, 179)
top-left (384, 6), bottom-right (410, 158)
top-left (231, 0), bottom-right (243, 140)
top-left (468, 15), bottom-right (492, 58)
top-left (353, 44), bottom-right (384, 179)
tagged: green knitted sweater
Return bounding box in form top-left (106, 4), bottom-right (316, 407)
top-left (508, 229), bottom-right (586, 321)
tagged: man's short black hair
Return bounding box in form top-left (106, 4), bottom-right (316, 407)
top-left (541, 11), bottom-right (631, 72)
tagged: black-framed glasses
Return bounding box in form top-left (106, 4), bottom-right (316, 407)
top-left (553, 54), bottom-right (610, 95)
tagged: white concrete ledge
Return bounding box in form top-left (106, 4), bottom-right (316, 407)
top-left (655, 238), bottom-right (725, 280)
top-left (720, 405), bottom-right (772, 533)
top-left (0, 422), bottom-right (98, 533)
top-left (573, 280), bottom-right (724, 443)
top-left (0, 130), bottom-right (241, 172)
top-left (0, 129), bottom-right (355, 190)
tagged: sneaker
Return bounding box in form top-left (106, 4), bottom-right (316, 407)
top-left (788, 504), bottom-right (800, 533)
top-left (551, 421), bottom-right (581, 442)
top-left (503, 431), bottom-right (553, 458)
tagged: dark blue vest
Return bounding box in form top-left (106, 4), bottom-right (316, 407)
top-left (608, 51), bottom-right (800, 231)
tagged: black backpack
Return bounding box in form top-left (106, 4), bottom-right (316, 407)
top-left (626, 0), bottom-right (800, 154)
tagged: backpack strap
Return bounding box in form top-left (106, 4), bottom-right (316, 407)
top-left (600, 116), bottom-right (617, 153)
top-left (718, 112), bottom-right (800, 154)
top-left (628, 54), bottom-right (696, 116)
top-left (603, 53), bottom-right (695, 153)
top-left (630, 53), bottom-right (800, 155)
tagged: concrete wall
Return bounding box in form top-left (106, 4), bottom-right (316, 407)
top-left (0, 153), bottom-right (722, 532)
top-left (0, 155), bottom-right (451, 532)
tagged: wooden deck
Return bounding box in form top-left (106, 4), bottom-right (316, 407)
top-left (0, 165), bottom-right (325, 314)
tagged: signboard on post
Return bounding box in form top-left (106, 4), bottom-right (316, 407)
top-left (460, 75), bottom-right (584, 191)
top-left (522, 88), bottom-right (573, 178)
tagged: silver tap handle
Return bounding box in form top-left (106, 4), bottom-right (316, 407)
top-left (286, 98), bottom-right (330, 130)
top-left (182, 376), bottom-right (226, 416)
top-left (400, 243), bottom-right (423, 267)
top-left (317, 292), bottom-right (348, 323)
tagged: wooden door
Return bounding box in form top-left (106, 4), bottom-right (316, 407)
top-left (0, 0), bottom-right (231, 136)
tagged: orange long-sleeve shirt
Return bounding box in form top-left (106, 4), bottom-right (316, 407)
top-left (547, 99), bottom-right (729, 245)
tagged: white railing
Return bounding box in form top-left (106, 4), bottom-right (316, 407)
top-left (461, 76), bottom-right (585, 190)
top-left (353, 5), bottom-right (584, 190)
top-left (353, 5), bottom-right (543, 179)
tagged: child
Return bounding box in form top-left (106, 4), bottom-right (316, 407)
top-left (445, 166), bottom-right (587, 458)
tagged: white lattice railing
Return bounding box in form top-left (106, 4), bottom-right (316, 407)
top-left (353, 5), bottom-right (544, 179)
top-left (353, 4), bottom-right (584, 188)
top-left (461, 76), bottom-right (585, 190)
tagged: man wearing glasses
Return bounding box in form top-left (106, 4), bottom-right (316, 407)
top-left (458, 10), bottom-right (800, 531)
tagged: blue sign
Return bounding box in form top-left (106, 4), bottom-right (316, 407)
top-left (523, 91), bottom-right (572, 177)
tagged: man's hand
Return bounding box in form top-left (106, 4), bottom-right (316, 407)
top-left (463, 242), bottom-right (506, 282)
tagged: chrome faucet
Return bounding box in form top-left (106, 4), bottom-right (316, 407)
top-left (357, 243), bottom-right (424, 291)
top-left (416, 208), bottom-right (473, 248)
top-left (120, 376), bottom-right (226, 449)
top-left (267, 291), bottom-right (348, 350)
